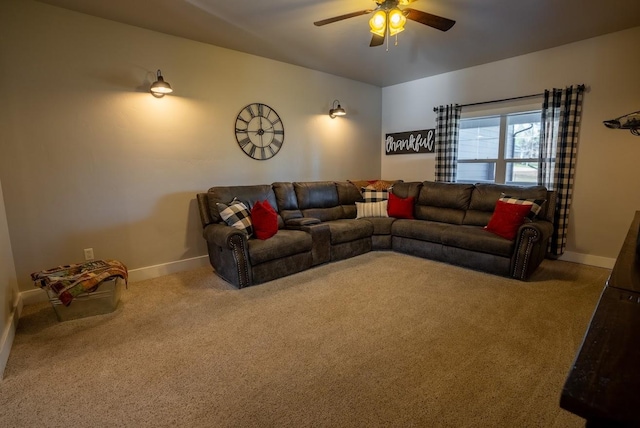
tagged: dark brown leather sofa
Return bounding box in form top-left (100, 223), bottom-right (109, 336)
top-left (196, 180), bottom-right (556, 288)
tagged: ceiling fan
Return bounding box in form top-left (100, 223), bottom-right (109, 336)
top-left (314, 0), bottom-right (455, 47)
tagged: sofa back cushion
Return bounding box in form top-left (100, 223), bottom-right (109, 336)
top-left (463, 183), bottom-right (549, 226)
top-left (391, 182), bottom-right (423, 199)
top-left (415, 181), bottom-right (474, 225)
top-left (272, 182), bottom-right (303, 222)
top-left (294, 181), bottom-right (344, 222)
top-left (336, 181), bottom-right (363, 219)
top-left (207, 185), bottom-right (284, 229)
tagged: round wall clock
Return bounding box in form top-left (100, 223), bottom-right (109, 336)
top-left (234, 103), bottom-right (285, 160)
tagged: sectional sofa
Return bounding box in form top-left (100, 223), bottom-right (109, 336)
top-left (196, 180), bottom-right (556, 288)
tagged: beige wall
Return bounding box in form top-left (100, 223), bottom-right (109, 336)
top-left (382, 26), bottom-right (640, 265)
top-left (0, 0), bottom-right (382, 292)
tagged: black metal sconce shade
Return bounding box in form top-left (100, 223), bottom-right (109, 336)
top-left (603, 110), bottom-right (640, 136)
top-left (150, 69), bottom-right (173, 97)
top-left (329, 99), bottom-right (346, 118)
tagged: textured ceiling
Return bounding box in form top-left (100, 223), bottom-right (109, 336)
top-left (36, 0), bottom-right (640, 87)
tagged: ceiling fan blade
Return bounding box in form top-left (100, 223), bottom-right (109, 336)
top-left (314, 10), bottom-right (373, 26)
top-left (370, 32), bottom-right (385, 47)
top-left (404, 9), bottom-right (456, 31)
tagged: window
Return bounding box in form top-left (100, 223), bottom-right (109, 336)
top-left (457, 110), bottom-right (541, 185)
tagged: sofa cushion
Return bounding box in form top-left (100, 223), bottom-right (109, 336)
top-left (361, 217), bottom-right (396, 235)
top-left (325, 219), bottom-right (374, 245)
top-left (294, 182), bottom-right (345, 222)
top-left (391, 182), bottom-right (423, 199)
top-left (208, 184), bottom-right (284, 228)
top-left (499, 194), bottom-right (546, 220)
top-left (336, 181), bottom-right (363, 219)
top-left (356, 201), bottom-right (388, 218)
top-left (336, 181), bottom-right (364, 204)
top-left (464, 183), bottom-right (548, 226)
top-left (441, 225), bottom-right (515, 257)
top-left (349, 179), bottom-right (398, 191)
top-left (295, 182), bottom-right (339, 209)
top-left (362, 187), bottom-right (389, 202)
top-left (251, 200), bottom-right (278, 240)
top-left (301, 206), bottom-right (345, 222)
top-left (484, 200), bottom-right (532, 240)
top-left (367, 180), bottom-right (397, 191)
top-left (393, 220), bottom-right (513, 258)
top-left (392, 219), bottom-right (451, 243)
top-left (272, 182), bottom-right (302, 222)
top-left (416, 181), bottom-right (473, 224)
top-left (387, 193), bottom-right (414, 219)
top-left (217, 200), bottom-right (253, 237)
top-left (248, 229), bottom-right (312, 265)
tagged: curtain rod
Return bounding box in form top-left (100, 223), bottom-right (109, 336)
top-left (432, 84), bottom-right (586, 112)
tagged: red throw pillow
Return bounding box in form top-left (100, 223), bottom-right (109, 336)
top-left (485, 200), bottom-right (532, 240)
top-left (387, 193), bottom-right (414, 219)
top-left (251, 200), bottom-right (278, 240)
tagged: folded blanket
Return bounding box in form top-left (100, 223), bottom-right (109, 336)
top-left (32, 259), bottom-right (128, 306)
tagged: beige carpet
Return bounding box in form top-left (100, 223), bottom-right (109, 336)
top-left (1, 252), bottom-right (609, 427)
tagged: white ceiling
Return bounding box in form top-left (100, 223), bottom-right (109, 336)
top-left (36, 0), bottom-right (640, 87)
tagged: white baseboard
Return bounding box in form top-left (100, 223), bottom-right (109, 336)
top-left (18, 252), bottom-right (615, 307)
top-left (559, 251), bottom-right (616, 269)
top-left (0, 297), bottom-right (23, 379)
top-left (18, 255), bottom-right (211, 309)
top-left (126, 255), bottom-right (210, 283)
top-left (7, 256), bottom-right (210, 378)
top-left (20, 288), bottom-right (48, 305)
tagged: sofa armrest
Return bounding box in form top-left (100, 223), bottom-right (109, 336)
top-left (203, 223), bottom-right (247, 248)
top-left (511, 220), bottom-right (554, 280)
top-left (203, 223), bottom-right (252, 288)
top-left (298, 223), bottom-right (331, 265)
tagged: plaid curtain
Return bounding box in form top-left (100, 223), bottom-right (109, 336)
top-left (538, 85), bottom-right (584, 256)
top-left (434, 104), bottom-right (462, 182)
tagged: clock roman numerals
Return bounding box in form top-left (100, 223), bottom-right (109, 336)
top-left (266, 145), bottom-right (275, 157)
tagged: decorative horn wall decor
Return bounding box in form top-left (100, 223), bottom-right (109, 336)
top-left (603, 110), bottom-right (640, 136)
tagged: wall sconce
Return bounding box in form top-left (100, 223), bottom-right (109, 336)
top-left (150, 69), bottom-right (173, 98)
top-left (329, 100), bottom-right (346, 119)
top-left (603, 110), bottom-right (640, 136)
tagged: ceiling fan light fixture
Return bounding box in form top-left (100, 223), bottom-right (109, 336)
top-left (388, 8), bottom-right (406, 36)
top-left (369, 10), bottom-right (387, 37)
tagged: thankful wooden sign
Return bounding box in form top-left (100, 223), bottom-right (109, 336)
top-left (385, 129), bottom-right (435, 155)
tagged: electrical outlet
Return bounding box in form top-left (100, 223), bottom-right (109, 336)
top-left (84, 248), bottom-right (94, 260)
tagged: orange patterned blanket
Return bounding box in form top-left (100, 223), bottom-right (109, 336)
top-left (32, 259), bottom-right (128, 306)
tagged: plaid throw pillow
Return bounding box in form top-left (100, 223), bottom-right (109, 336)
top-left (499, 194), bottom-right (546, 220)
top-left (216, 199), bottom-right (253, 237)
top-left (361, 186), bottom-right (390, 202)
